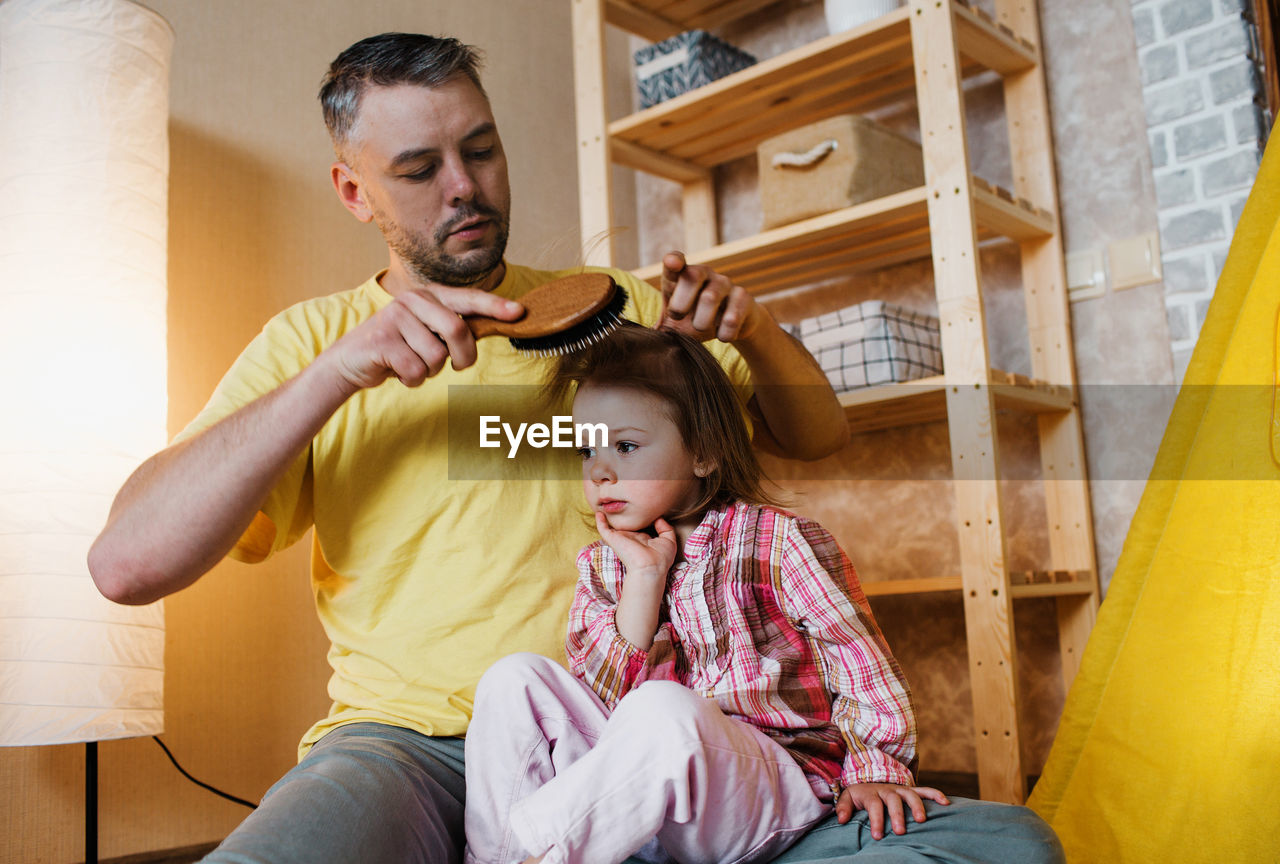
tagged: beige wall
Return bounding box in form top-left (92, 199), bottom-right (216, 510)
top-left (1, 1), bottom-right (583, 860)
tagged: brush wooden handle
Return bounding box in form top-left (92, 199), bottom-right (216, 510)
top-left (466, 272), bottom-right (617, 341)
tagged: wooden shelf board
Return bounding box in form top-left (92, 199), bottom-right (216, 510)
top-left (841, 376), bottom-right (947, 434)
top-left (973, 181), bottom-right (1056, 240)
top-left (632, 179), bottom-right (1053, 296)
top-left (1008, 570), bottom-right (1097, 599)
top-left (682, 0), bottom-right (783, 32)
top-left (611, 138), bottom-right (710, 183)
top-left (863, 576), bottom-right (962, 596)
top-left (862, 570), bottom-right (1094, 599)
top-left (609, 2), bottom-right (1036, 170)
top-left (605, 0), bottom-right (684, 42)
top-left (606, 0), bottom-right (864, 37)
top-left (838, 372), bottom-right (1072, 433)
top-left (606, 0), bottom-right (759, 35)
top-left (989, 371), bottom-right (1078, 414)
top-left (606, 0), bottom-right (792, 40)
top-left (612, 14), bottom-right (911, 166)
top-left (952, 1), bottom-right (1038, 74)
top-left (1010, 580), bottom-right (1096, 599)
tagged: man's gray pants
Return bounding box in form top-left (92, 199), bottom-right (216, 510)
top-left (200, 722), bottom-right (1065, 864)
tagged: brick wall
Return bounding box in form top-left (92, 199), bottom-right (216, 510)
top-left (1135, 0), bottom-right (1268, 379)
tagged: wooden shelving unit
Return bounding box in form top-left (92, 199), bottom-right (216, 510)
top-left (570, 0), bottom-right (1100, 805)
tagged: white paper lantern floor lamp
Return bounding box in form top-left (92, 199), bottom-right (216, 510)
top-left (0, 1), bottom-right (174, 860)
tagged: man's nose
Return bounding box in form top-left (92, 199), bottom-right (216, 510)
top-left (443, 157), bottom-right (478, 205)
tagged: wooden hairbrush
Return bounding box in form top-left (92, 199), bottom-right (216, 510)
top-left (466, 272), bottom-right (628, 356)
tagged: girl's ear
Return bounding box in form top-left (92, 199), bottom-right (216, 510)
top-left (693, 459), bottom-right (717, 478)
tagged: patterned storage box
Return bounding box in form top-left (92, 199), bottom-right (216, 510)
top-left (785, 301), bottom-right (942, 392)
top-left (633, 30), bottom-right (756, 109)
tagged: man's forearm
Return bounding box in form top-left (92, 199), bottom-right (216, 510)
top-left (88, 355), bottom-right (355, 605)
top-left (735, 323), bottom-right (850, 460)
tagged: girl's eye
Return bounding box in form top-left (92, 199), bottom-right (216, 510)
top-left (577, 447), bottom-right (596, 460)
top-left (616, 441), bottom-right (637, 454)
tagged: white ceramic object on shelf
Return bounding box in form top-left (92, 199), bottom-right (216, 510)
top-left (824, 0), bottom-right (904, 33)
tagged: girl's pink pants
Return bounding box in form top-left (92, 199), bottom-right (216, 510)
top-left (463, 652), bottom-right (831, 864)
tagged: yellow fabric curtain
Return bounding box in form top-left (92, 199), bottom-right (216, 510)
top-left (1027, 133), bottom-right (1280, 862)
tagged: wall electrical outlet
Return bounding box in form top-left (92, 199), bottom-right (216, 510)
top-left (1108, 231), bottom-right (1162, 291)
top-left (1066, 248), bottom-right (1106, 301)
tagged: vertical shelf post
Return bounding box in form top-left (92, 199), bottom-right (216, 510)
top-left (910, 0), bottom-right (1025, 804)
top-left (995, 0), bottom-right (1101, 689)
top-left (682, 175), bottom-right (719, 252)
top-left (572, 0), bottom-right (615, 266)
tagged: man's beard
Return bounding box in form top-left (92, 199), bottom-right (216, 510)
top-left (381, 203), bottom-right (510, 288)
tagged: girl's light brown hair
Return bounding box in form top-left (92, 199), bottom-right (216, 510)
top-left (548, 323), bottom-right (784, 517)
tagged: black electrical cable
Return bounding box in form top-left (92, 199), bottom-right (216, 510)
top-left (152, 736), bottom-right (258, 811)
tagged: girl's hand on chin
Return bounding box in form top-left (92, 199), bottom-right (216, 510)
top-left (595, 512), bottom-right (677, 580)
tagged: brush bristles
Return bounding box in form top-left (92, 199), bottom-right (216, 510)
top-left (509, 285), bottom-right (629, 357)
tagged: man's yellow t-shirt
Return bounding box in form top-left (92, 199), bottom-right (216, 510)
top-left (178, 263), bottom-right (752, 758)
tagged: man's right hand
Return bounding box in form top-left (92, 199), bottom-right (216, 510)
top-left (325, 285), bottom-right (525, 393)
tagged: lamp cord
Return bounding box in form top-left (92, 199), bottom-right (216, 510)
top-left (152, 736), bottom-right (259, 811)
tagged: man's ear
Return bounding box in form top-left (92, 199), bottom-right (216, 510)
top-left (331, 161), bottom-right (374, 223)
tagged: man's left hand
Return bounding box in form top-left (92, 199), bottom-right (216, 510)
top-left (659, 251), bottom-right (764, 344)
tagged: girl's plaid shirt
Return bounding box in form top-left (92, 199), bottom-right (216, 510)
top-left (567, 501), bottom-right (917, 794)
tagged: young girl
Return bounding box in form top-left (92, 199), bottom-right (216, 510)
top-left (463, 324), bottom-right (947, 864)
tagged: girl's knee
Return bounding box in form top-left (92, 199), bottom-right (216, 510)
top-left (609, 681), bottom-right (716, 743)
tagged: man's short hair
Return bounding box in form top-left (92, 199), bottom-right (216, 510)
top-left (319, 33), bottom-right (486, 158)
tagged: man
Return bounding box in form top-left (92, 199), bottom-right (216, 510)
top-left (89, 33), bottom-right (1060, 864)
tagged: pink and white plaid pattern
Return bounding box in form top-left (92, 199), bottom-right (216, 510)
top-left (566, 502), bottom-right (917, 793)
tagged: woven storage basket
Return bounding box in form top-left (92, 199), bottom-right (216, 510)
top-left (785, 300), bottom-right (942, 392)
top-left (758, 114), bottom-right (924, 229)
